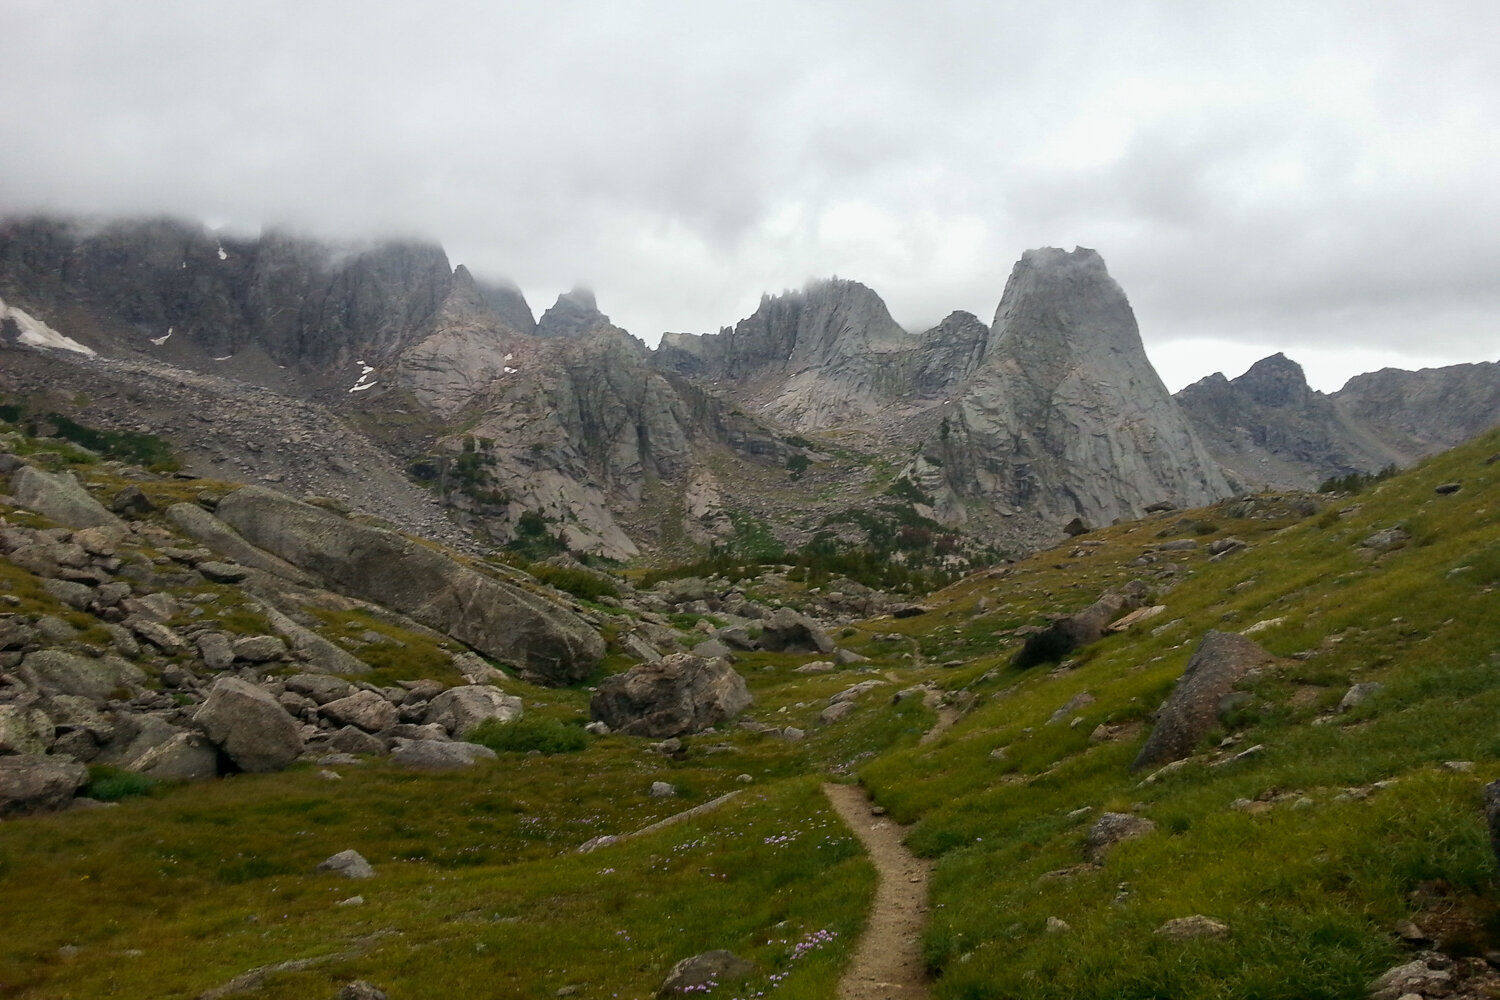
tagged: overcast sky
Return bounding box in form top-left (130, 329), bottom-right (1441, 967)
top-left (2, 0), bottom-right (1496, 391)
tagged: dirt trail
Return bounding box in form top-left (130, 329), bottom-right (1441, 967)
top-left (823, 783), bottom-right (933, 1000)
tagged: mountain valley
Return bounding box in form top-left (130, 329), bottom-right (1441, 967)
top-left (1, 214), bottom-right (1499, 999)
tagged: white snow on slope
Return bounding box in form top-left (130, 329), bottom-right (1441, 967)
top-left (150, 327), bottom-right (173, 346)
top-left (350, 360), bottom-right (377, 393)
top-left (0, 295), bottom-right (95, 355)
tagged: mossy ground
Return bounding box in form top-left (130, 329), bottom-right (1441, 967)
top-left (2, 421), bottom-right (1499, 998)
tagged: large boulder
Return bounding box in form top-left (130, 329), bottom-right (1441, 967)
top-left (423, 685), bottom-right (523, 737)
top-left (195, 677), bottom-right (304, 773)
top-left (660, 951), bottom-right (756, 995)
top-left (319, 690), bottom-right (399, 733)
top-left (758, 607), bottom-right (835, 654)
top-left (285, 673), bottom-right (355, 705)
top-left (127, 732), bottom-right (219, 781)
top-left (0, 754), bottom-right (88, 818)
top-left (388, 738), bottom-right (497, 771)
top-left (1133, 631), bottom-right (1278, 771)
top-left (95, 713), bottom-right (184, 768)
top-left (590, 653), bottom-right (752, 738)
top-left (1011, 591), bottom-right (1138, 669)
top-left (0, 703), bottom-right (55, 755)
top-left (9, 465), bottom-right (125, 531)
top-left (18, 649), bottom-right (146, 702)
top-left (214, 487), bottom-right (603, 685)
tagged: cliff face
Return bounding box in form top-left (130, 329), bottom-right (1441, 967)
top-left (656, 279), bottom-right (916, 429)
top-left (1333, 362), bottom-right (1500, 462)
top-left (0, 216), bottom-right (457, 381)
top-left (926, 248), bottom-right (1231, 531)
top-left (5, 213), bottom-right (1495, 564)
top-left (1174, 354), bottom-right (1396, 489)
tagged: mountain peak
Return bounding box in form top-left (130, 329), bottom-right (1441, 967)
top-left (537, 286), bottom-right (609, 339)
top-left (985, 246), bottom-right (1143, 382)
top-left (1234, 353), bottom-right (1314, 408)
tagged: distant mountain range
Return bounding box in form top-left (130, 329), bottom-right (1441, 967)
top-left (2, 214), bottom-right (1496, 562)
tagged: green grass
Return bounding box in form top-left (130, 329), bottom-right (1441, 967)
top-left (467, 715), bottom-right (589, 754)
top-left (855, 424), bottom-right (1500, 998)
top-left (0, 770), bottom-right (872, 1000)
top-left (83, 765), bottom-right (162, 802)
top-left (4, 418), bottom-right (1500, 998)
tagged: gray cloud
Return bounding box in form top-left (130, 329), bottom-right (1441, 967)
top-left (1, 0), bottom-right (1496, 391)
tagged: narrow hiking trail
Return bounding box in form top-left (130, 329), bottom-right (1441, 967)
top-left (822, 783), bottom-right (933, 1000)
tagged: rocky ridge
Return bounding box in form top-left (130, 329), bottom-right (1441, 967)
top-left (1176, 353), bottom-right (1500, 490)
top-left (3, 214), bottom-right (1497, 566)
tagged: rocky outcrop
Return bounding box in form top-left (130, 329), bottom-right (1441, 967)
top-left (1178, 355), bottom-right (1500, 490)
top-left (0, 216), bottom-right (455, 378)
top-left (1133, 631), bottom-right (1279, 771)
top-left (0, 346), bottom-right (472, 550)
top-left (395, 265), bottom-right (534, 417)
top-left (0, 754), bottom-right (89, 818)
top-left (1011, 590), bottom-right (1139, 669)
top-left (165, 502), bottom-right (317, 585)
top-left (389, 738), bottom-right (497, 771)
top-left (423, 685), bottom-right (523, 737)
top-left (442, 325), bottom-right (785, 559)
top-left (928, 248), bottom-right (1231, 533)
top-left (213, 486), bottom-right (604, 684)
top-left (590, 653), bottom-right (753, 737)
top-left (9, 466), bottom-right (125, 531)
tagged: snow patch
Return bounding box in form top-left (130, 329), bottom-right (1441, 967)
top-left (0, 295), bottom-right (96, 356)
top-left (216, 244), bottom-right (228, 261)
top-left (350, 360), bottom-right (378, 393)
top-left (212, 355), bottom-right (234, 361)
top-left (503, 366), bottom-right (518, 374)
top-left (149, 327), bottom-right (173, 347)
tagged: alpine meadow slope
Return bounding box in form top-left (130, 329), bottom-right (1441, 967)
top-left (0, 400), bottom-right (1497, 997)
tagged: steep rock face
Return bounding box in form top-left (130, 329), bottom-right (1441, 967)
top-left (0, 216), bottom-right (459, 383)
top-left (897, 311), bottom-right (990, 398)
top-left (656, 279), bottom-right (914, 429)
top-left (447, 326), bottom-right (785, 559)
top-left (1175, 354), bottom-right (1401, 489)
top-left (395, 265), bottom-right (534, 416)
top-left (930, 248), bottom-right (1230, 530)
top-left (1334, 361), bottom-right (1500, 463)
top-left (474, 276), bottom-right (537, 337)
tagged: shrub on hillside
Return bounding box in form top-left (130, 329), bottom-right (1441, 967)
top-left (528, 564), bottom-right (620, 602)
top-left (84, 765), bottom-right (161, 801)
top-left (467, 716), bottom-right (589, 754)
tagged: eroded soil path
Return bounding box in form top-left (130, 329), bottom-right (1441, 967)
top-left (822, 783), bottom-right (933, 1000)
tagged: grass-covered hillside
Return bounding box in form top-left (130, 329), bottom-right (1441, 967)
top-left (1, 416), bottom-right (1498, 999)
